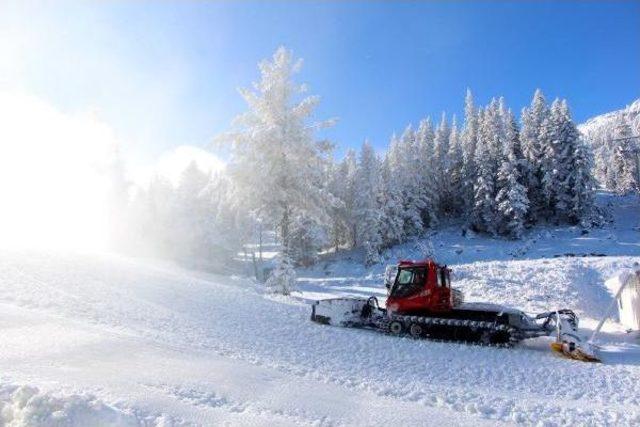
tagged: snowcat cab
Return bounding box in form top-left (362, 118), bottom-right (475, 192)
top-left (386, 260), bottom-right (452, 314)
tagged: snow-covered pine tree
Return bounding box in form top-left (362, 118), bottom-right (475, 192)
top-left (503, 104), bottom-right (525, 179)
top-left (416, 117), bottom-right (439, 226)
top-left (379, 155), bottom-right (405, 248)
top-left (610, 113), bottom-right (638, 194)
top-left (589, 124), bottom-right (620, 192)
top-left (488, 98), bottom-right (507, 161)
top-left (397, 125), bottom-right (425, 237)
top-left (498, 97), bottom-right (522, 159)
top-left (541, 99), bottom-right (591, 221)
top-left (460, 89), bottom-right (479, 222)
top-left (265, 255), bottom-right (297, 295)
top-left (200, 172), bottom-right (251, 264)
top-left (447, 116), bottom-right (464, 215)
top-left (567, 136), bottom-right (596, 224)
top-left (326, 152), bottom-right (357, 251)
top-left (288, 214), bottom-right (327, 266)
top-left (217, 47), bottom-right (334, 258)
top-left (495, 109), bottom-right (529, 238)
top-left (354, 141), bottom-right (383, 265)
top-left (593, 142), bottom-right (613, 190)
top-left (539, 99), bottom-right (566, 217)
top-left (472, 107), bottom-right (498, 235)
top-left (326, 162), bottom-right (346, 251)
top-left (342, 149), bottom-right (358, 247)
top-left (433, 113), bottom-right (451, 215)
top-left (386, 133), bottom-right (410, 240)
top-left (558, 101), bottom-right (595, 222)
top-left (520, 89), bottom-right (550, 220)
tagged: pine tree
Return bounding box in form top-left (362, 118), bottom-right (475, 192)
top-left (539, 99), bottom-right (566, 217)
top-left (343, 149), bottom-right (358, 247)
top-left (379, 155), bottom-right (405, 248)
top-left (447, 116), bottom-right (464, 215)
top-left (288, 214), bottom-right (327, 266)
top-left (354, 141), bottom-right (383, 265)
top-left (398, 125), bottom-right (425, 236)
top-left (495, 109), bottom-right (529, 238)
top-left (541, 99), bottom-right (583, 219)
top-left (416, 117), bottom-right (438, 226)
top-left (520, 89), bottom-right (550, 219)
top-left (486, 98), bottom-right (506, 162)
top-left (472, 108), bottom-right (498, 235)
top-left (326, 162), bottom-right (347, 251)
top-left (568, 137), bottom-right (596, 224)
top-left (433, 113), bottom-right (451, 215)
top-left (193, 171), bottom-right (252, 266)
top-left (611, 113), bottom-right (638, 194)
top-left (505, 107), bottom-right (525, 180)
top-left (557, 101), bottom-right (589, 219)
top-left (218, 47), bottom-right (334, 256)
top-left (461, 89), bottom-right (479, 221)
top-left (326, 151), bottom-right (357, 251)
top-left (498, 97), bottom-right (522, 160)
top-left (265, 255), bottom-right (297, 295)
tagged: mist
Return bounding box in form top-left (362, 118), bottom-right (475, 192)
top-left (0, 91), bottom-right (116, 250)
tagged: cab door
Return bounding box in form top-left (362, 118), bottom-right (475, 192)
top-left (433, 266), bottom-right (452, 311)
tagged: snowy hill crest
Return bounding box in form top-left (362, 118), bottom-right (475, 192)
top-left (579, 98), bottom-right (640, 138)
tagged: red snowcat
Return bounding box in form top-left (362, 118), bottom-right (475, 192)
top-left (310, 259), bottom-right (599, 362)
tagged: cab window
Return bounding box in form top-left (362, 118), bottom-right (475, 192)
top-left (437, 267), bottom-right (449, 288)
top-left (391, 267), bottom-right (426, 298)
top-left (396, 269), bottom-right (414, 285)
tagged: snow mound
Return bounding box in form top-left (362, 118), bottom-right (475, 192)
top-left (0, 384), bottom-right (140, 427)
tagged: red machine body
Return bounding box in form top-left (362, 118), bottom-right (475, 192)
top-left (385, 259), bottom-right (453, 314)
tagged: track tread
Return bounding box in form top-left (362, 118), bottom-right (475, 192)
top-left (383, 313), bottom-right (523, 347)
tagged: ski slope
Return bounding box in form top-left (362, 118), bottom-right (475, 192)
top-left (0, 251), bottom-right (506, 426)
top-left (1, 194), bottom-right (639, 426)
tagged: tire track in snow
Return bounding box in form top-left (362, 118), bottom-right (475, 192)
top-left (144, 383), bottom-right (338, 427)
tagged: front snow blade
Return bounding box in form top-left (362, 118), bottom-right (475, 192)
top-left (550, 342), bottom-right (601, 363)
top-left (310, 298), bottom-right (370, 327)
top-left (544, 311), bottom-right (601, 363)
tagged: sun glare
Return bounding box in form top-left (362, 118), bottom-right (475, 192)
top-left (0, 91), bottom-right (116, 250)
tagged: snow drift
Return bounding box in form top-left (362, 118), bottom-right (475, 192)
top-left (0, 384), bottom-right (141, 427)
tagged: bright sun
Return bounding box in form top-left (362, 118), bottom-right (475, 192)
top-left (0, 91), bottom-right (117, 251)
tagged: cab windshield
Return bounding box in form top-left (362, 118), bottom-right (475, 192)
top-left (390, 267), bottom-right (426, 298)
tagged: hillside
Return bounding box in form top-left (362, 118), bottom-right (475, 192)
top-left (579, 98), bottom-right (640, 140)
top-left (1, 193), bottom-right (639, 426)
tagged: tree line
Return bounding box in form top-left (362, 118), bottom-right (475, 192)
top-left (120, 47), bottom-right (599, 269)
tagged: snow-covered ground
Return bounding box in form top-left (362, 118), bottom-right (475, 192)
top-left (1, 193), bottom-right (639, 426)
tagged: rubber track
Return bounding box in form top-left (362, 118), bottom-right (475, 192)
top-left (382, 314), bottom-right (523, 346)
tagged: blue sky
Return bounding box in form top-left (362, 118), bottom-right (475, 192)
top-left (1, 1), bottom-right (639, 163)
